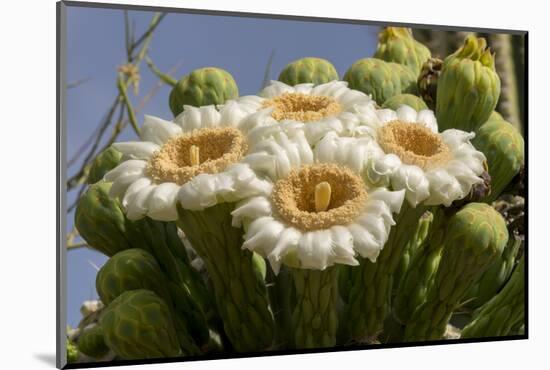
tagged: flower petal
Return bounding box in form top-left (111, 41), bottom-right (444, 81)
top-left (141, 115), bottom-right (182, 145)
top-left (112, 142), bottom-right (159, 160)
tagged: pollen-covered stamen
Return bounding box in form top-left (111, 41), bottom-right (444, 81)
top-left (271, 164), bottom-right (368, 231)
top-left (262, 92), bottom-right (342, 122)
top-left (378, 121), bottom-right (452, 170)
top-left (315, 181), bottom-right (332, 212)
top-left (189, 145), bottom-right (200, 166)
top-left (147, 126), bottom-right (247, 185)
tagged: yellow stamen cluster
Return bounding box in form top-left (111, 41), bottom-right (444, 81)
top-left (378, 121), bottom-right (451, 170)
top-left (147, 127), bottom-right (247, 185)
top-left (271, 164), bottom-right (368, 231)
top-left (262, 93), bottom-right (342, 122)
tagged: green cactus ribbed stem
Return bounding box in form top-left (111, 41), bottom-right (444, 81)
top-left (177, 202), bottom-right (275, 352)
top-left (345, 203), bottom-right (427, 341)
top-left (393, 208), bottom-right (448, 327)
top-left (127, 218), bottom-right (211, 346)
top-left (266, 265), bottom-right (294, 349)
top-left (461, 256), bottom-right (525, 338)
top-left (87, 147), bottom-right (122, 185)
top-left (464, 234), bottom-right (521, 309)
top-left (403, 203), bottom-right (508, 342)
top-left (393, 210), bottom-right (434, 289)
top-left (290, 266), bottom-right (339, 349)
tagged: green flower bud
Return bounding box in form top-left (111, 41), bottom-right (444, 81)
top-left (461, 256), bottom-right (525, 338)
top-left (75, 181), bottom-right (134, 257)
top-left (67, 338), bottom-right (79, 363)
top-left (87, 147), bottom-right (122, 185)
top-left (404, 203), bottom-right (508, 341)
top-left (436, 36), bottom-right (501, 132)
top-left (374, 27), bottom-right (431, 75)
top-left (473, 117), bottom-right (524, 203)
top-left (96, 249), bottom-right (172, 306)
top-left (417, 57), bottom-right (443, 110)
top-left (278, 57), bottom-right (339, 86)
top-left (169, 67), bottom-right (239, 117)
top-left (100, 290), bottom-right (181, 360)
top-left (344, 58), bottom-right (418, 105)
top-left (77, 325), bottom-right (110, 359)
top-left (382, 93), bottom-right (428, 111)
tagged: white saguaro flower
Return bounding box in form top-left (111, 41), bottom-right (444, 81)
top-left (104, 103), bottom-right (281, 221)
top-left (233, 80), bottom-right (378, 145)
top-left (232, 132), bottom-right (405, 273)
top-left (362, 105), bottom-right (487, 207)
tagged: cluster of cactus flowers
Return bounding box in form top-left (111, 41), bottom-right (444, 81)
top-left (69, 27), bottom-right (525, 363)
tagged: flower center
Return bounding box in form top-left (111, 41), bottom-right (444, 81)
top-left (262, 93), bottom-right (342, 122)
top-left (377, 121), bottom-right (451, 170)
top-left (146, 127), bottom-right (247, 185)
top-left (271, 164), bottom-right (368, 231)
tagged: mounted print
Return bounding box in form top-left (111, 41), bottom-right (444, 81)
top-left (57, 1), bottom-right (527, 368)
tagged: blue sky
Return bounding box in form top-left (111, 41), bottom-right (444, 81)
top-left (66, 5), bottom-right (379, 326)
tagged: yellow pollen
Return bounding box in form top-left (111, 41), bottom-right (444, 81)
top-left (262, 93), bottom-right (342, 122)
top-left (377, 121), bottom-right (452, 170)
top-left (271, 164), bottom-right (368, 231)
top-left (314, 181), bottom-right (332, 212)
top-left (189, 145), bottom-right (200, 166)
top-left (146, 127), bottom-right (247, 185)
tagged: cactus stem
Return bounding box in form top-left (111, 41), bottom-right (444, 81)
top-left (314, 181), bottom-right (331, 212)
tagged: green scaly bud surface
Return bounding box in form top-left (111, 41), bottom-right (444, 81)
top-left (382, 93), bottom-right (428, 112)
top-left (278, 57), bottom-right (339, 86)
top-left (101, 289), bottom-right (182, 359)
top-left (343, 58), bottom-right (418, 105)
top-left (87, 147), bottom-right (122, 185)
top-left (75, 181), bottom-right (135, 257)
top-left (473, 116), bottom-right (524, 203)
top-left (464, 234), bottom-right (521, 309)
top-left (461, 256), bottom-right (525, 338)
top-left (67, 338), bottom-right (79, 363)
top-left (403, 203), bottom-right (508, 341)
top-left (169, 67), bottom-right (238, 117)
top-left (77, 325), bottom-right (110, 359)
top-left (436, 36), bottom-right (501, 132)
top-left (374, 27), bottom-right (431, 75)
top-left (76, 182), bottom-right (211, 346)
top-left (177, 202), bottom-right (275, 352)
top-left (290, 267), bottom-right (339, 349)
top-left (96, 249), bottom-right (172, 306)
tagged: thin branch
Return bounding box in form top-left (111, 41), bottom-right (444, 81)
top-left (117, 73), bottom-right (141, 137)
top-left (130, 12), bottom-right (166, 55)
top-left (145, 56), bottom-right (179, 86)
top-left (67, 98), bottom-right (120, 168)
top-left (67, 77), bottom-right (91, 89)
top-left (261, 49), bottom-right (276, 89)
